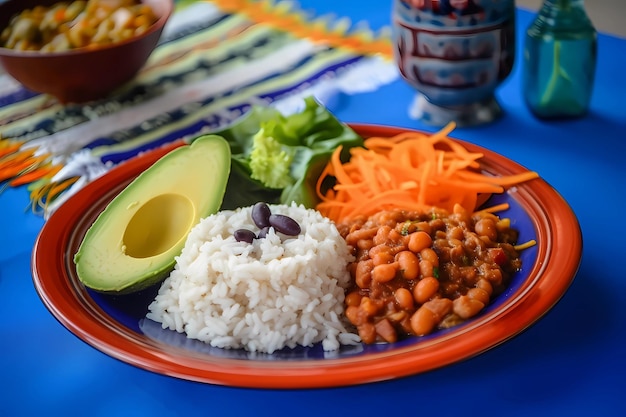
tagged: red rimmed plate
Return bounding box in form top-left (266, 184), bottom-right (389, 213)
top-left (31, 124), bottom-right (582, 389)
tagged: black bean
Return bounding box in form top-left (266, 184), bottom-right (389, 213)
top-left (269, 214), bottom-right (301, 236)
top-left (257, 226), bottom-right (271, 239)
top-left (234, 228), bottom-right (256, 244)
top-left (251, 202), bottom-right (272, 228)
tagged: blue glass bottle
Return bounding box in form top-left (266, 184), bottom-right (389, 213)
top-left (523, 0), bottom-right (597, 118)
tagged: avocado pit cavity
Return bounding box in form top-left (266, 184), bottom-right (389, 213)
top-left (123, 193), bottom-right (194, 258)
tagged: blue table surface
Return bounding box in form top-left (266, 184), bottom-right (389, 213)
top-left (2, 2), bottom-right (625, 416)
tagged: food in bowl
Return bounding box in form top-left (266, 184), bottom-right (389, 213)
top-left (1, 0), bottom-right (158, 52)
top-left (0, 0), bottom-right (173, 103)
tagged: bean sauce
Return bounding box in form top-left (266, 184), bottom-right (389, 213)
top-left (337, 206), bottom-right (522, 344)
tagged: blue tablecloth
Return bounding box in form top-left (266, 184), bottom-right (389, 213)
top-left (2, 2), bottom-right (625, 416)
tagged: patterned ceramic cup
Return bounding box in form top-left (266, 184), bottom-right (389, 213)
top-left (392, 0), bottom-right (515, 126)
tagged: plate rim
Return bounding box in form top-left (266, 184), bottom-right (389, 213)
top-left (31, 123), bottom-right (583, 389)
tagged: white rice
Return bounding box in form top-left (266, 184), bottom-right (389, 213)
top-left (146, 203), bottom-right (360, 353)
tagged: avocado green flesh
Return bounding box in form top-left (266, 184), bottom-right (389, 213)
top-left (74, 135), bottom-right (231, 294)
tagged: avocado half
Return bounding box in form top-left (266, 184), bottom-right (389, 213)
top-left (74, 135), bottom-right (231, 294)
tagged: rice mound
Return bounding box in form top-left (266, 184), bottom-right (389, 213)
top-left (146, 203), bottom-right (360, 353)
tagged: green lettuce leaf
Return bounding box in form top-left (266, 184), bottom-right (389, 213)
top-left (203, 96), bottom-right (364, 210)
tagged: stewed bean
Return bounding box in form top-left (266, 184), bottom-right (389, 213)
top-left (410, 305), bottom-right (437, 336)
top-left (410, 298), bottom-right (452, 336)
top-left (466, 287), bottom-right (490, 305)
top-left (413, 276), bottom-right (439, 304)
top-left (356, 238), bottom-right (375, 251)
top-left (372, 263), bottom-right (397, 283)
top-left (420, 247), bottom-right (439, 266)
top-left (371, 246), bottom-right (395, 266)
top-left (373, 225), bottom-right (393, 246)
top-left (452, 295), bottom-right (485, 319)
top-left (419, 259), bottom-right (435, 278)
top-left (360, 296), bottom-right (381, 316)
top-left (394, 288), bottom-right (414, 311)
top-left (354, 259), bottom-right (373, 289)
top-left (475, 278), bottom-right (493, 296)
top-left (345, 227), bottom-right (378, 247)
top-left (408, 230), bottom-right (432, 253)
top-left (475, 217), bottom-right (498, 241)
top-left (345, 291), bottom-right (362, 307)
top-left (396, 250), bottom-right (419, 280)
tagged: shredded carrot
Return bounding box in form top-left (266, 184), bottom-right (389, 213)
top-left (315, 122), bottom-right (540, 223)
top-left (514, 240), bottom-right (538, 251)
top-left (476, 202), bottom-right (510, 214)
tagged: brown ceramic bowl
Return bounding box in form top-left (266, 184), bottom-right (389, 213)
top-left (0, 0), bottom-right (173, 103)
